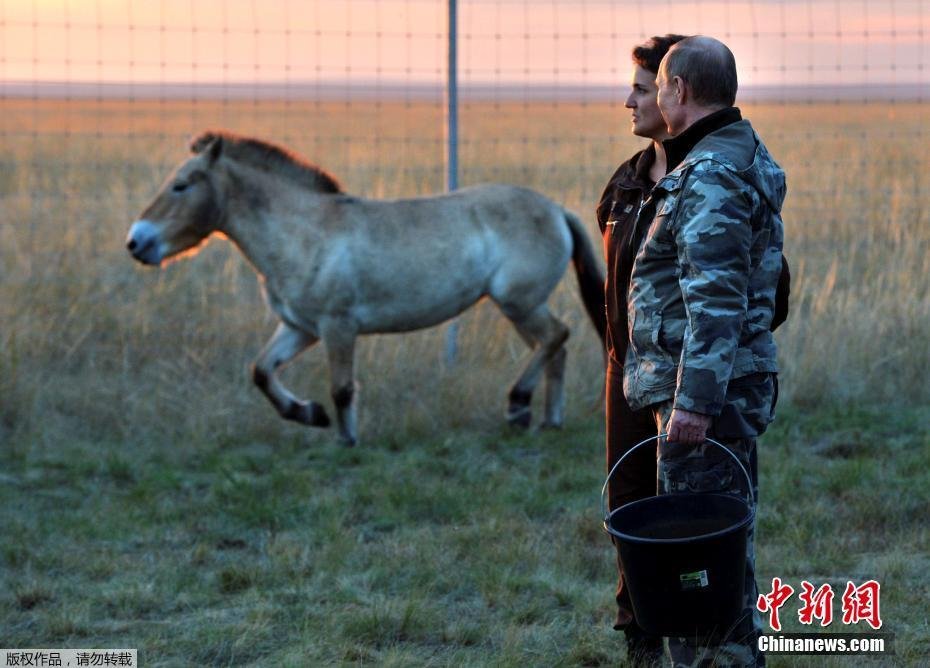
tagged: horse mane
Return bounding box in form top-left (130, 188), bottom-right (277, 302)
top-left (190, 130), bottom-right (343, 194)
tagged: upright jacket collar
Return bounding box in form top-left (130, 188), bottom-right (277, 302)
top-left (610, 142), bottom-right (657, 191)
top-left (662, 106), bottom-right (742, 174)
top-left (631, 142), bottom-right (658, 187)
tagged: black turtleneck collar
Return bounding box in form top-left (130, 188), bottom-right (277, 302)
top-left (632, 142), bottom-right (657, 186)
top-left (662, 106), bottom-right (742, 174)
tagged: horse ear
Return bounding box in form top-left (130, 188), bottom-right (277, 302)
top-left (206, 136), bottom-right (223, 164)
top-left (189, 132), bottom-right (223, 163)
top-left (189, 132), bottom-right (214, 154)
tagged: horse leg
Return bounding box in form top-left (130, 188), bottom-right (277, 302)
top-left (251, 322), bottom-right (331, 428)
top-left (321, 326), bottom-right (358, 447)
top-left (542, 345), bottom-right (568, 429)
top-left (504, 305), bottom-right (570, 428)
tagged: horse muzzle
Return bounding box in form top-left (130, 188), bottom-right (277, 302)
top-left (126, 220), bottom-right (165, 265)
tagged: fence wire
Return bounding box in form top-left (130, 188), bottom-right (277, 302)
top-left (1, 1), bottom-right (926, 213)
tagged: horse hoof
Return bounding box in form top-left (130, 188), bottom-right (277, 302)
top-left (506, 407), bottom-right (532, 429)
top-left (310, 404), bottom-right (331, 428)
top-left (540, 420), bottom-right (563, 430)
top-left (340, 436), bottom-right (357, 448)
top-left (285, 401), bottom-right (331, 428)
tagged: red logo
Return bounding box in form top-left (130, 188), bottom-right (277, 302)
top-left (798, 581), bottom-right (835, 626)
top-left (757, 578), bottom-right (882, 631)
top-left (757, 577), bottom-right (794, 632)
top-left (841, 580), bottom-right (882, 630)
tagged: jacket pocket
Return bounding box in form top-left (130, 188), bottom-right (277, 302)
top-left (658, 439), bottom-right (752, 497)
top-left (710, 372), bottom-right (775, 439)
top-left (655, 310), bottom-right (687, 356)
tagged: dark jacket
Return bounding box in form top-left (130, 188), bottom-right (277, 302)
top-left (596, 145), bottom-right (658, 367)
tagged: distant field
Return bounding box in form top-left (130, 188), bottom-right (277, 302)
top-left (1, 99), bottom-right (928, 444)
top-left (1, 99), bottom-right (929, 664)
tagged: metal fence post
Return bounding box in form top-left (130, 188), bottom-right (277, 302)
top-left (444, 0), bottom-right (461, 365)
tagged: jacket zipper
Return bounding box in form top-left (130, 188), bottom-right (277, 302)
top-left (626, 193), bottom-right (647, 256)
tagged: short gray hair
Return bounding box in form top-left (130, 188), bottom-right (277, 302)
top-left (662, 36), bottom-right (737, 108)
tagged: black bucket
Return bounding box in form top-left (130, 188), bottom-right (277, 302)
top-left (602, 436), bottom-right (754, 639)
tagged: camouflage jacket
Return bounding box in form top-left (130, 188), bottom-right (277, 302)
top-left (624, 117), bottom-right (786, 414)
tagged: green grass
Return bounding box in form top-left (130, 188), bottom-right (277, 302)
top-left (2, 405), bottom-right (928, 665)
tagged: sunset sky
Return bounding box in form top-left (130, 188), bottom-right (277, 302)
top-left (1, 0), bottom-right (927, 90)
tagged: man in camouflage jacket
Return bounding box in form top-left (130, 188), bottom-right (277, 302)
top-left (625, 119), bottom-right (784, 416)
top-left (625, 36), bottom-right (785, 666)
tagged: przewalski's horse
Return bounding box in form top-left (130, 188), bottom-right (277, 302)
top-left (127, 131), bottom-right (606, 445)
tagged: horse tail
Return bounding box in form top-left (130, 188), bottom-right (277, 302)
top-left (563, 209), bottom-right (607, 345)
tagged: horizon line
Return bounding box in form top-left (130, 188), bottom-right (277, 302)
top-left (2, 80), bottom-right (927, 103)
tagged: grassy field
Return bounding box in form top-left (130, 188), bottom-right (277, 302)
top-left (1, 99), bottom-right (929, 665)
top-left (1, 406), bottom-right (927, 665)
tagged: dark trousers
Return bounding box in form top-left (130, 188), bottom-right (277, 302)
top-left (605, 357), bottom-right (658, 630)
top-left (651, 373), bottom-right (775, 667)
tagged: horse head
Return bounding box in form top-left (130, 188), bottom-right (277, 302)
top-left (126, 134), bottom-right (227, 266)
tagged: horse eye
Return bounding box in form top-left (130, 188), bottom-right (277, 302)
top-left (172, 182), bottom-right (189, 193)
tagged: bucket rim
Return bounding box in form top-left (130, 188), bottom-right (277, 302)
top-left (602, 492), bottom-right (755, 545)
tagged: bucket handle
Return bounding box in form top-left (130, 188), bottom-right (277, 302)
top-left (600, 433), bottom-right (755, 523)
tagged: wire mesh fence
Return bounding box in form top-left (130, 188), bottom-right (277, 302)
top-left (1, 1), bottom-right (929, 442)
top-left (4, 1), bottom-right (926, 198)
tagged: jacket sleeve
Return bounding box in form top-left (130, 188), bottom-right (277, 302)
top-left (671, 165), bottom-right (754, 415)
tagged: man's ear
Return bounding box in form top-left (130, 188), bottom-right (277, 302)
top-left (673, 75), bottom-right (688, 105)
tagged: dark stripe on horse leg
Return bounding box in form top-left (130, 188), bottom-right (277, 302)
top-left (331, 384), bottom-right (357, 447)
top-left (254, 364), bottom-right (329, 426)
top-left (332, 384), bottom-right (354, 410)
top-left (252, 365), bottom-right (269, 391)
top-left (283, 400), bottom-right (331, 428)
top-left (509, 387), bottom-right (533, 406)
top-left (507, 387), bottom-right (533, 428)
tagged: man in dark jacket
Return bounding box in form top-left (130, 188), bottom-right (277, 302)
top-left (625, 35), bottom-right (785, 666)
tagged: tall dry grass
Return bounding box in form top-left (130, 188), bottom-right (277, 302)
top-left (1, 99), bottom-right (928, 450)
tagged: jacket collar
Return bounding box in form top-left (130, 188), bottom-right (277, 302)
top-left (632, 142), bottom-right (658, 186)
top-left (611, 142), bottom-right (657, 190)
top-left (662, 106), bottom-right (742, 174)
